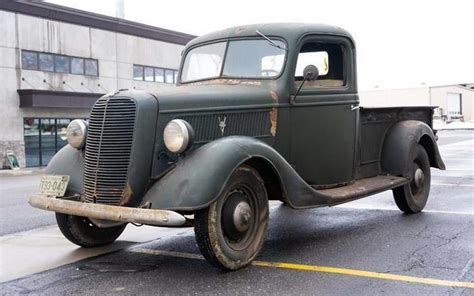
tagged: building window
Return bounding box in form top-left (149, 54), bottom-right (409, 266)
top-left (22, 51), bottom-right (38, 70)
top-left (144, 67), bottom-right (154, 82)
top-left (133, 64), bottom-right (178, 84)
top-left (54, 55), bottom-right (69, 73)
top-left (24, 118), bottom-right (81, 167)
top-left (155, 68), bottom-right (164, 83)
top-left (21, 50), bottom-right (98, 77)
top-left (85, 59), bottom-right (98, 76)
top-left (71, 58), bottom-right (84, 74)
top-left (133, 65), bottom-right (144, 80)
top-left (39, 53), bottom-right (54, 72)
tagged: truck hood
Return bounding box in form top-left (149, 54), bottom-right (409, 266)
top-left (153, 82), bottom-right (282, 112)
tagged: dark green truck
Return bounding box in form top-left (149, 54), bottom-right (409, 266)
top-left (29, 23), bottom-right (445, 270)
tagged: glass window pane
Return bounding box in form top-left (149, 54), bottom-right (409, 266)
top-left (85, 59), bottom-right (98, 76)
top-left (174, 70), bottom-right (178, 83)
top-left (71, 58), bottom-right (84, 75)
top-left (39, 53), bottom-right (54, 71)
top-left (154, 68), bottom-right (164, 83)
top-left (24, 118), bottom-right (40, 167)
top-left (57, 119), bottom-right (71, 151)
top-left (181, 42), bottom-right (226, 82)
top-left (144, 67), bottom-right (154, 82)
top-left (22, 51), bottom-right (38, 70)
top-left (40, 119), bottom-right (56, 166)
top-left (223, 39), bottom-right (286, 78)
top-left (296, 51), bottom-right (329, 76)
top-left (165, 69), bottom-right (174, 84)
top-left (55, 55), bottom-right (70, 73)
top-left (133, 65), bottom-right (143, 80)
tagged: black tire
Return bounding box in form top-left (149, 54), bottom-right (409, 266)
top-left (56, 213), bottom-right (126, 247)
top-left (194, 165), bottom-right (269, 270)
top-left (393, 144), bottom-right (431, 213)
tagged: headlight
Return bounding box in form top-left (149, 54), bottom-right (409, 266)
top-left (66, 119), bottom-right (88, 149)
top-left (163, 119), bottom-right (194, 153)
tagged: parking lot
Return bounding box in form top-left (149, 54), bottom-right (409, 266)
top-left (0, 130), bottom-right (473, 295)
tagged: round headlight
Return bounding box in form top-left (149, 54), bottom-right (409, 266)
top-left (66, 119), bottom-right (88, 149)
top-left (163, 119), bottom-right (193, 153)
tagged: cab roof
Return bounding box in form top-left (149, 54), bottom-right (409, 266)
top-left (186, 23), bottom-right (355, 49)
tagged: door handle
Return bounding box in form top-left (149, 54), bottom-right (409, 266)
top-left (351, 104), bottom-right (360, 111)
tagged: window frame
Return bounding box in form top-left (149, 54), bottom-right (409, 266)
top-left (292, 35), bottom-right (353, 95)
top-left (179, 36), bottom-right (289, 84)
top-left (21, 50), bottom-right (39, 70)
top-left (21, 50), bottom-right (99, 77)
top-left (133, 64), bottom-right (178, 84)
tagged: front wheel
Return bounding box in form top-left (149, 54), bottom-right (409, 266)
top-left (194, 165), bottom-right (269, 270)
top-left (392, 144), bottom-right (431, 213)
top-left (56, 213), bottom-right (126, 247)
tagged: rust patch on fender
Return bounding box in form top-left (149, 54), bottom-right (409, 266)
top-left (270, 108), bottom-right (278, 136)
top-left (120, 183), bottom-right (133, 205)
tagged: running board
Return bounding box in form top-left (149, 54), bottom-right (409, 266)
top-left (316, 175), bottom-right (409, 206)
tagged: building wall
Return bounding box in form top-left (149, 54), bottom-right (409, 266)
top-left (0, 10), bottom-right (186, 168)
top-left (430, 85), bottom-right (474, 122)
top-left (359, 87), bottom-right (431, 107)
top-left (360, 85), bottom-right (474, 121)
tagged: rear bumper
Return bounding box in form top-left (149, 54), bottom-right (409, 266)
top-left (28, 195), bottom-right (187, 227)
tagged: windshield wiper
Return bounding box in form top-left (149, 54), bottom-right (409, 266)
top-left (256, 30), bottom-right (287, 51)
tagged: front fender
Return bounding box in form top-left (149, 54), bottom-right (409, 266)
top-left (381, 120), bottom-right (445, 178)
top-left (46, 144), bottom-right (84, 194)
top-left (142, 136), bottom-right (334, 211)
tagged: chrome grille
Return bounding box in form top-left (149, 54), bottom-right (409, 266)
top-left (83, 97), bottom-right (136, 205)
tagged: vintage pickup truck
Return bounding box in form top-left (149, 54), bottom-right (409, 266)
top-left (29, 23), bottom-right (445, 270)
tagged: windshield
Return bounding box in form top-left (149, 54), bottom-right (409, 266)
top-left (181, 39), bottom-right (286, 83)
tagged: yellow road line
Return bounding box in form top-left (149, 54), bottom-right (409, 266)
top-left (129, 248), bottom-right (474, 289)
top-left (253, 261), bottom-right (474, 289)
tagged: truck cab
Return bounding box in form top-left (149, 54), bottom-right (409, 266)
top-left (30, 23), bottom-right (445, 271)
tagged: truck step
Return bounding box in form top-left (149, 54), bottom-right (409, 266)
top-left (317, 175), bottom-right (409, 205)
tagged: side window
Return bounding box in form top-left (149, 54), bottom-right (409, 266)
top-left (295, 42), bottom-right (345, 88)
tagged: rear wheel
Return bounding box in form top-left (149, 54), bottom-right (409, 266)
top-left (194, 165), bottom-right (269, 270)
top-left (393, 144), bottom-right (431, 213)
top-left (56, 213), bottom-right (126, 247)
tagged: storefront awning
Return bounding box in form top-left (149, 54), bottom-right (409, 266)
top-left (17, 89), bottom-right (104, 109)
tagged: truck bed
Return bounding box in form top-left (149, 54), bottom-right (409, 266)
top-left (356, 106), bottom-right (436, 179)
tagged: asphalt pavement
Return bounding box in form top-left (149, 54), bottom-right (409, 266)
top-left (0, 130), bottom-right (472, 295)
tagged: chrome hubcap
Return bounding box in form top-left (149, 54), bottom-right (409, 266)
top-left (233, 201), bottom-right (252, 233)
top-left (414, 168), bottom-right (424, 188)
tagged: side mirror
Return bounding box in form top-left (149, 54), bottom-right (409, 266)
top-left (303, 65), bottom-right (319, 81)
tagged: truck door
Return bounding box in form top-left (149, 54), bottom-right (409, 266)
top-left (290, 35), bottom-right (358, 186)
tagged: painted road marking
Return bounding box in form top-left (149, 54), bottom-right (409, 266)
top-left (336, 206), bottom-right (474, 216)
top-left (129, 248), bottom-right (474, 289)
top-left (432, 182), bottom-right (474, 187)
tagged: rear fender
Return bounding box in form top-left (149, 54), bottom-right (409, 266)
top-left (381, 120), bottom-right (445, 178)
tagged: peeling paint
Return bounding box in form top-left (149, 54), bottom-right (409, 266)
top-left (270, 108), bottom-right (278, 136)
top-left (188, 79), bottom-right (262, 86)
top-left (120, 183), bottom-right (133, 205)
top-left (269, 90), bottom-right (279, 102)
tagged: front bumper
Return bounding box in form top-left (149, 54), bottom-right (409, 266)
top-left (28, 195), bottom-right (187, 227)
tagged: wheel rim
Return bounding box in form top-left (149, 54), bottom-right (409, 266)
top-left (221, 186), bottom-right (258, 251)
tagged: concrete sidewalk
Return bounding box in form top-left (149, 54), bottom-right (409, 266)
top-left (0, 167), bottom-right (46, 177)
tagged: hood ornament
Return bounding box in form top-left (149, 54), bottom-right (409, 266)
top-left (218, 116), bottom-right (227, 136)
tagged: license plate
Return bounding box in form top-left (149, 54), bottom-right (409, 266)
top-left (39, 175), bottom-right (70, 197)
